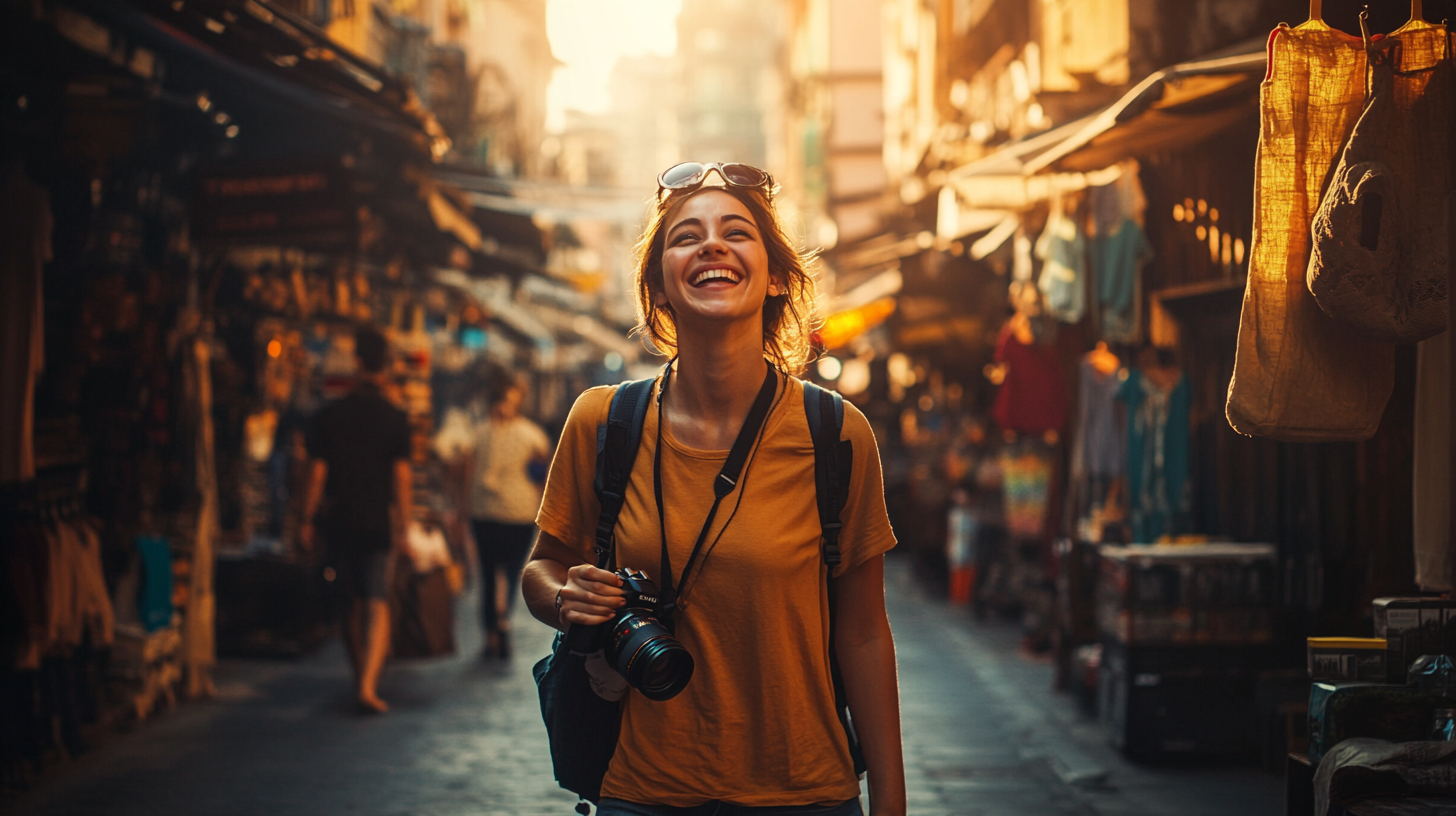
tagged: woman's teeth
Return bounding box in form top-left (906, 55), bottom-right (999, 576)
top-left (692, 269), bottom-right (741, 287)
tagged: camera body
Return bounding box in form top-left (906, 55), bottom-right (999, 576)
top-left (564, 568), bottom-right (694, 701)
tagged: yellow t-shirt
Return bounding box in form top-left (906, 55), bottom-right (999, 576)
top-left (536, 375), bottom-right (897, 807)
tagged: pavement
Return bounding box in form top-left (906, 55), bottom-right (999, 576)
top-left (0, 557), bottom-right (1283, 816)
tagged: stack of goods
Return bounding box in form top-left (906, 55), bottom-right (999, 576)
top-left (1094, 543), bottom-right (1279, 762)
top-left (1096, 543), bottom-right (1276, 646)
top-left (1306, 597), bottom-right (1456, 762)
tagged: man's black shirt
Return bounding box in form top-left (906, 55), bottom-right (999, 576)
top-left (307, 383), bottom-right (411, 553)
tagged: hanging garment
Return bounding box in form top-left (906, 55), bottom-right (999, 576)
top-left (0, 161), bottom-right (51, 484)
top-left (1308, 21), bottom-right (1452, 344)
top-left (1036, 208), bottom-right (1088, 323)
top-left (135, 535), bottom-right (174, 632)
top-left (992, 324), bottom-right (1069, 435)
top-left (68, 520), bottom-right (114, 649)
top-left (1413, 330), bottom-right (1450, 592)
top-left (1227, 22), bottom-right (1395, 442)
top-left (1092, 218), bottom-right (1153, 344)
top-left (1001, 443), bottom-right (1054, 540)
top-left (1122, 368), bottom-right (1191, 543)
top-left (1075, 358), bottom-right (1127, 479)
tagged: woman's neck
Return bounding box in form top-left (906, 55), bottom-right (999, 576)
top-left (665, 320), bottom-right (773, 449)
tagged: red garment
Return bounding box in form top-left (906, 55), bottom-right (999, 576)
top-left (992, 324), bottom-right (1068, 434)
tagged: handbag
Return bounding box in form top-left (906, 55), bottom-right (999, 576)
top-left (1226, 19), bottom-right (1395, 441)
top-left (1307, 18), bottom-right (1451, 344)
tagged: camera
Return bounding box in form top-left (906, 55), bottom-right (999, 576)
top-left (564, 568), bottom-right (694, 701)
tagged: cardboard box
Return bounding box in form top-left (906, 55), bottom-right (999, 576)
top-left (1306, 637), bottom-right (1386, 682)
top-left (1373, 597), bottom-right (1456, 682)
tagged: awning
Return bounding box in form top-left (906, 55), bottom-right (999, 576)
top-left (51, 0), bottom-right (449, 160)
top-left (1026, 50), bottom-right (1265, 174)
top-left (939, 46), bottom-right (1265, 216)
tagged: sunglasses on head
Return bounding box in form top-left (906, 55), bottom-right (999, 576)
top-left (657, 162), bottom-right (775, 200)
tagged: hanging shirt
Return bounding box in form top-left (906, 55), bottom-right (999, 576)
top-left (1091, 218), bottom-right (1152, 344)
top-left (991, 324), bottom-right (1068, 435)
top-left (1036, 211), bottom-right (1087, 323)
top-left (1120, 369), bottom-right (1191, 543)
top-left (1076, 359), bottom-right (1126, 479)
top-left (1001, 442), bottom-right (1054, 539)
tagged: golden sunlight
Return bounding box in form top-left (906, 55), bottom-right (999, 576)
top-left (545, 0), bottom-right (682, 132)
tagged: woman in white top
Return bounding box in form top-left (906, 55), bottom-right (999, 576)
top-left (468, 374), bottom-right (550, 658)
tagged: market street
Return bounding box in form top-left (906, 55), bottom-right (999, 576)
top-left (0, 558), bottom-right (1279, 816)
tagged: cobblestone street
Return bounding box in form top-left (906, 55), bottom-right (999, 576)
top-left (0, 558), bottom-right (1282, 816)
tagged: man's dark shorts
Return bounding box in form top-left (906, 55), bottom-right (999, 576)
top-left (331, 549), bottom-right (395, 602)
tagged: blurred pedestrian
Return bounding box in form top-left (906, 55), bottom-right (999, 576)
top-left (946, 486), bottom-right (978, 606)
top-left (522, 162), bottom-right (906, 815)
top-left (466, 372), bottom-right (550, 659)
top-left (300, 325), bottom-right (412, 714)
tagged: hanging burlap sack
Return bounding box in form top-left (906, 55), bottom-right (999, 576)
top-left (1226, 21), bottom-right (1395, 442)
top-left (1308, 21), bottom-right (1451, 344)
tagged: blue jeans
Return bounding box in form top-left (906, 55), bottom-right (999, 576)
top-left (596, 797), bottom-right (863, 816)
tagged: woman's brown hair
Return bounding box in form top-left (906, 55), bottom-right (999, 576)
top-left (631, 183), bottom-right (819, 374)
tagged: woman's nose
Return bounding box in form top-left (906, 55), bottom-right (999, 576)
top-left (697, 232), bottom-right (728, 254)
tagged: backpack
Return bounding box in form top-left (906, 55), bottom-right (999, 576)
top-left (533, 375), bottom-right (866, 807)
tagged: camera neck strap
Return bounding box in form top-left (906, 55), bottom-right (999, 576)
top-left (653, 361), bottom-right (778, 613)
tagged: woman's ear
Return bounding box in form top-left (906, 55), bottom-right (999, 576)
top-left (767, 276), bottom-right (784, 298)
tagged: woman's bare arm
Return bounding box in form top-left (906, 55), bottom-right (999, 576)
top-left (521, 530), bottom-right (626, 631)
top-left (834, 555), bottom-right (906, 816)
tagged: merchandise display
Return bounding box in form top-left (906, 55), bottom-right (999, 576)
top-left (1307, 20), bottom-right (1451, 344)
top-left (1227, 18), bottom-right (1395, 441)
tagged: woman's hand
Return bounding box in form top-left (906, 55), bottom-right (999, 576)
top-left (558, 564), bottom-right (626, 627)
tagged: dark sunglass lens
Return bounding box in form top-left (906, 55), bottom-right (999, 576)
top-left (721, 164), bottom-right (767, 186)
top-left (661, 162), bottom-right (707, 188)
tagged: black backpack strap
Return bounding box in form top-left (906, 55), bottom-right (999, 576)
top-left (803, 381), bottom-right (865, 776)
top-left (803, 382), bottom-right (850, 566)
top-left (591, 377), bottom-right (655, 570)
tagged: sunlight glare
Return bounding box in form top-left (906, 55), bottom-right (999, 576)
top-left (546, 0), bottom-right (682, 132)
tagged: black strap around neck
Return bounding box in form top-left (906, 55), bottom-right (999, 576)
top-left (654, 362), bottom-right (778, 612)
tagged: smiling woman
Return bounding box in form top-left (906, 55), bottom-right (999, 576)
top-left (520, 163), bottom-right (908, 815)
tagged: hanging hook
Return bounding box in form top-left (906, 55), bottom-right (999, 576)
top-left (1360, 7), bottom-right (1372, 47)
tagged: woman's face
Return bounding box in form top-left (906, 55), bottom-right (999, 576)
top-left (657, 189), bottom-right (779, 330)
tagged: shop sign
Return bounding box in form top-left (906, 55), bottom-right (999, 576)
top-left (194, 164), bottom-right (357, 248)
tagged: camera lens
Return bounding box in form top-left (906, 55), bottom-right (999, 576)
top-left (608, 616), bottom-right (695, 701)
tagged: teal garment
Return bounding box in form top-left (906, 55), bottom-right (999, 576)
top-left (1037, 214), bottom-right (1087, 323)
top-left (1118, 369), bottom-right (1191, 543)
top-left (1091, 218), bottom-right (1152, 343)
top-left (135, 535), bottom-right (172, 632)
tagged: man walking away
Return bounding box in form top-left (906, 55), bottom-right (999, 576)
top-left (300, 326), bottom-right (412, 714)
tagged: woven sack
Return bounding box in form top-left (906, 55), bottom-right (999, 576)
top-left (1226, 21), bottom-right (1395, 441)
top-left (1307, 22), bottom-right (1451, 344)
